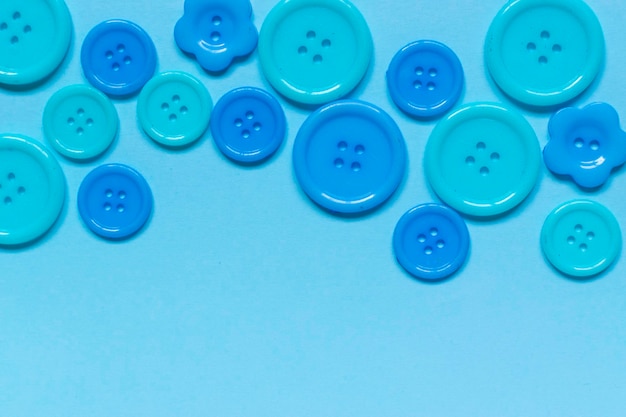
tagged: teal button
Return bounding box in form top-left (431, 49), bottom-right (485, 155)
top-left (485, 0), bottom-right (604, 107)
top-left (424, 102), bottom-right (541, 217)
top-left (137, 71), bottom-right (213, 148)
top-left (258, 0), bottom-right (373, 106)
top-left (541, 200), bottom-right (621, 278)
top-left (0, 134), bottom-right (66, 246)
top-left (43, 84), bottom-right (119, 160)
top-left (0, 0), bottom-right (72, 86)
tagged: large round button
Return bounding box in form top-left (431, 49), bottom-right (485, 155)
top-left (293, 100), bottom-right (406, 214)
top-left (387, 40), bottom-right (464, 118)
top-left (0, 0), bottom-right (72, 86)
top-left (81, 19), bottom-right (157, 97)
top-left (485, 0), bottom-right (604, 107)
top-left (541, 200), bottom-right (621, 278)
top-left (424, 102), bottom-right (541, 217)
top-left (393, 203), bottom-right (470, 281)
top-left (0, 134), bottom-right (65, 245)
top-left (43, 84), bottom-right (119, 160)
top-left (77, 164), bottom-right (153, 240)
top-left (258, 0), bottom-right (373, 105)
top-left (174, 0), bottom-right (258, 73)
top-left (211, 87), bottom-right (286, 163)
top-left (137, 71), bottom-right (212, 148)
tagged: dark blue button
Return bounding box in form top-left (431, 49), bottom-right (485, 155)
top-left (387, 40), bottom-right (464, 118)
top-left (78, 164), bottom-right (153, 239)
top-left (293, 100), bottom-right (407, 214)
top-left (393, 203), bottom-right (470, 280)
top-left (81, 19), bottom-right (157, 97)
top-left (210, 87), bottom-right (286, 163)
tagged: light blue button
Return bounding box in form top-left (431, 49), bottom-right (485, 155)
top-left (485, 0), bottom-right (604, 107)
top-left (293, 100), bottom-right (406, 214)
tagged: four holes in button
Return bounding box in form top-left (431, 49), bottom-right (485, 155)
top-left (297, 30), bottom-right (331, 64)
top-left (335, 140), bottom-right (365, 172)
top-left (162, 95), bottom-right (187, 122)
top-left (2, 172), bottom-right (26, 205)
top-left (526, 30), bottom-right (562, 65)
top-left (465, 141), bottom-right (499, 176)
top-left (104, 189), bottom-right (127, 213)
top-left (567, 224), bottom-right (595, 253)
top-left (3, 11), bottom-right (32, 45)
top-left (67, 108), bottom-right (93, 136)
top-left (105, 44), bottom-right (131, 71)
top-left (233, 111), bottom-right (262, 139)
top-left (418, 227), bottom-right (446, 255)
top-left (414, 66), bottom-right (438, 91)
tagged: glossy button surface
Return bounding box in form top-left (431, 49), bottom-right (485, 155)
top-left (387, 40), bottom-right (464, 118)
top-left (78, 164), bottom-right (153, 239)
top-left (544, 102), bottom-right (626, 189)
top-left (0, 134), bottom-right (65, 245)
top-left (211, 87), bottom-right (286, 163)
top-left (541, 200), bottom-right (621, 278)
top-left (258, 0), bottom-right (373, 105)
top-left (424, 102), bottom-right (541, 217)
top-left (485, 0), bottom-right (604, 107)
top-left (293, 100), bottom-right (406, 214)
top-left (0, 0), bottom-right (72, 86)
top-left (137, 71), bottom-right (212, 148)
top-left (81, 19), bottom-right (157, 97)
top-left (393, 203), bottom-right (470, 280)
top-left (43, 84), bottom-right (119, 160)
top-left (174, 0), bottom-right (258, 73)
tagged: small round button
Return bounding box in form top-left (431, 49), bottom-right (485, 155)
top-left (43, 84), bottom-right (119, 160)
top-left (541, 200), bottom-right (621, 278)
top-left (387, 40), bottom-right (464, 118)
top-left (81, 19), bottom-right (157, 97)
top-left (485, 0), bottom-right (604, 107)
top-left (293, 100), bottom-right (406, 214)
top-left (0, 0), bottom-right (72, 86)
top-left (137, 71), bottom-right (212, 148)
top-left (77, 164), bottom-right (153, 240)
top-left (211, 87), bottom-right (286, 163)
top-left (544, 102), bottom-right (626, 189)
top-left (393, 203), bottom-right (470, 281)
top-left (424, 102), bottom-right (541, 217)
top-left (174, 0), bottom-right (258, 73)
top-left (0, 134), bottom-right (65, 245)
top-left (258, 0), bottom-right (373, 105)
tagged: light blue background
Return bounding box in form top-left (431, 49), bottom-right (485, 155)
top-left (2, 0), bottom-right (626, 416)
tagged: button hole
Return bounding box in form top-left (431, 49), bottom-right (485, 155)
top-left (298, 46), bottom-right (307, 54)
top-left (430, 228), bottom-right (438, 237)
top-left (417, 234), bottom-right (426, 243)
top-left (23, 25), bottom-right (31, 34)
top-left (351, 161), bottom-right (361, 172)
top-left (306, 30), bottom-right (316, 39)
top-left (212, 16), bottom-right (222, 26)
top-left (424, 246), bottom-right (433, 255)
top-left (334, 158), bottom-right (344, 168)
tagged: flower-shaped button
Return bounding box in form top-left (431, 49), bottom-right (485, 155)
top-left (137, 71), bottom-right (213, 148)
top-left (424, 102), bottom-right (541, 217)
top-left (387, 40), bottom-right (464, 119)
top-left (393, 203), bottom-right (470, 281)
top-left (0, 134), bottom-right (66, 246)
top-left (174, 0), bottom-right (258, 73)
top-left (485, 0), bottom-right (604, 107)
top-left (544, 103), bottom-right (626, 189)
top-left (78, 164), bottom-right (153, 240)
top-left (0, 0), bottom-right (72, 86)
top-left (541, 200), bottom-right (621, 278)
top-left (43, 84), bottom-right (119, 160)
top-left (211, 87), bottom-right (286, 163)
top-left (293, 100), bottom-right (406, 214)
top-left (81, 19), bottom-right (157, 97)
top-left (259, 0), bottom-right (373, 105)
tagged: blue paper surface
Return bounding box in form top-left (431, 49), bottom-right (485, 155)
top-left (1, 1), bottom-right (625, 416)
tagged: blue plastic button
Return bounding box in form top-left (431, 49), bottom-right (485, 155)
top-left (293, 100), bottom-right (406, 214)
top-left (43, 84), bottom-right (119, 160)
top-left (211, 87), bottom-right (286, 163)
top-left (485, 0), bottom-right (604, 107)
top-left (174, 0), bottom-right (258, 73)
top-left (137, 71), bottom-right (213, 148)
top-left (258, 0), bottom-right (373, 105)
top-left (81, 19), bottom-right (157, 97)
top-left (424, 102), bottom-right (541, 217)
top-left (544, 102), bottom-right (626, 189)
top-left (0, 0), bottom-right (72, 86)
top-left (541, 200), bottom-right (621, 278)
top-left (0, 134), bottom-right (66, 246)
top-left (387, 40), bottom-right (464, 118)
top-left (78, 164), bottom-right (153, 240)
top-left (393, 203), bottom-right (470, 280)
